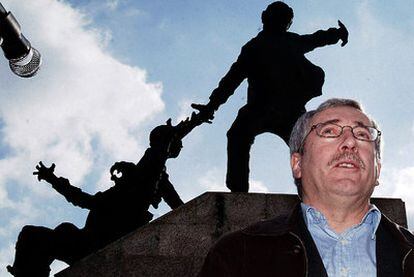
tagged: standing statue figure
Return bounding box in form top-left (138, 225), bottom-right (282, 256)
top-left (192, 1), bottom-right (349, 192)
top-left (6, 117), bottom-right (200, 277)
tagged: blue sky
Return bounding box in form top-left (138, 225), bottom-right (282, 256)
top-left (0, 0), bottom-right (413, 274)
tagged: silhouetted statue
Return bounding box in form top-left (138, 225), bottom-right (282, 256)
top-left (192, 1), bottom-right (348, 192)
top-left (7, 116), bottom-right (204, 277)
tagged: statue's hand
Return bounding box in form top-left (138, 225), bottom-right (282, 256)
top-left (338, 20), bottom-right (348, 47)
top-left (191, 103), bottom-right (215, 124)
top-left (33, 161), bottom-right (56, 183)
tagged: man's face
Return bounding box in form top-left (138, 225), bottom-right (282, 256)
top-left (291, 106), bottom-right (381, 206)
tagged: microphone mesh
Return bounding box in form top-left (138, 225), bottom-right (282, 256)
top-left (9, 47), bottom-right (42, 78)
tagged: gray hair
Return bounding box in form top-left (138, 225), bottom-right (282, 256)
top-left (288, 98), bottom-right (382, 197)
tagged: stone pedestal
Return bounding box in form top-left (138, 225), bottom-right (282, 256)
top-left (56, 192), bottom-right (407, 277)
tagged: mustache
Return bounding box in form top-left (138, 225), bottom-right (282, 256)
top-left (327, 152), bottom-right (365, 169)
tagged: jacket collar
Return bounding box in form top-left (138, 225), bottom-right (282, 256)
top-left (379, 212), bottom-right (414, 250)
top-left (241, 202), bottom-right (414, 251)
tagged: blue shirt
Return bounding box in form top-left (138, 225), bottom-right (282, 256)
top-left (301, 203), bottom-right (381, 277)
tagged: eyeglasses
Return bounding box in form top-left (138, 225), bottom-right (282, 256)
top-left (300, 122), bottom-right (381, 151)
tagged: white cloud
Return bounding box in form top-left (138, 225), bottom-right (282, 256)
top-left (199, 168), bottom-right (226, 192)
top-left (176, 98), bottom-right (194, 124)
top-left (0, 181), bottom-right (12, 209)
top-left (0, 0), bottom-right (164, 181)
top-left (389, 167), bottom-right (414, 210)
top-left (375, 124), bottom-right (414, 230)
top-left (198, 168), bottom-right (270, 193)
top-left (0, 0), bottom-right (164, 271)
top-left (249, 180), bottom-right (270, 193)
top-left (0, 243), bottom-right (14, 273)
top-left (95, 168), bottom-right (113, 192)
top-left (378, 166), bottom-right (414, 230)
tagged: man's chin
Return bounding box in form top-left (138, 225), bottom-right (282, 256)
top-left (330, 169), bottom-right (361, 181)
top-left (328, 178), bottom-right (363, 195)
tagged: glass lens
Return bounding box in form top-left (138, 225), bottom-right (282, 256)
top-left (316, 123), bottom-right (342, 138)
top-left (353, 126), bottom-right (377, 141)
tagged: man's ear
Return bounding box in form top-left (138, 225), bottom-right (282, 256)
top-left (375, 159), bottom-right (381, 186)
top-left (291, 153), bottom-right (302, 179)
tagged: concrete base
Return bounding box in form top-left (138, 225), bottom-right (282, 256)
top-left (56, 192), bottom-right (407, 277)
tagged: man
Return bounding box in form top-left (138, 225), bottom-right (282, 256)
top-left (192, 2), bottom-right (348, 192)
top-left (7, 121), bottom-right (184, 277)
top-left (198, 98), bottom-right (414, 276)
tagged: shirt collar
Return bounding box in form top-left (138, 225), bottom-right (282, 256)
top-left (301, 202), bottom-right (381, 239)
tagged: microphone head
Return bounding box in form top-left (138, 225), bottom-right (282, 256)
top-left (9, 46), bottom-right (41, 77)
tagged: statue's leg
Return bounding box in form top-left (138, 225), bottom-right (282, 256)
top-left (271, 108), bottom-right (306, 145)
top-left (224, 107), bottom-right (306, 193)
top-left (53, 222), bottom-right (91, 265)
top-left (8, 225), bottom-right (54, 277)
top-left (226, 108), bottom-right (258, 192)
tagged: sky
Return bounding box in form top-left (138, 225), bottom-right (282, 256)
top-left (0, 0), bottom-right (413, 275)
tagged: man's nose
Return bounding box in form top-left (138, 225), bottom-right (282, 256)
top-left (339, 126), bottom-right (358, 151)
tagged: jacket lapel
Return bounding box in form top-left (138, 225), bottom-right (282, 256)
top-left (376, 214), bottom-right (414, 277)
top-left (291, 205), bottom-right (328, 277)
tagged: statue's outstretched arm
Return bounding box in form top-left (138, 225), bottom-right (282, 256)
top-left (158, 172), bottom-right (184, 209)
top-left (33, 161), bottom-right (95, 209)
top-left (300, 20), bottom-right (349, 53)
top-left (191, 47), bottom-right (249, 124)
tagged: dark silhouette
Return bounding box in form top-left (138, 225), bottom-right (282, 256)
top-left (7, 115), bottom-right (203, 277)
top-left (192, 1), bottom-right (349, 192)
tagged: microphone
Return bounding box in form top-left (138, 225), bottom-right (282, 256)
top-left (0, 2), bottom-right (41, 77)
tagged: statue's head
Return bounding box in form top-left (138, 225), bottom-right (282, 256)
top-left (261, 1), bottom-right (294, 32)
top-left (149, 119), bottom-right (183, 158)
top-left (109, 161), bottom-right (137, 186)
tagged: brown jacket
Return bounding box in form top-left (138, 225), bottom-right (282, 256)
top-left (198, 204), bottom-right (414, 277)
